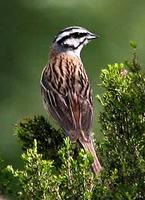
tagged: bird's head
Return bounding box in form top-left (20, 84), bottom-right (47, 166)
top-left (52, 26), bottom-right (99, 57)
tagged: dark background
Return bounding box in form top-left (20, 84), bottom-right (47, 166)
top-left (0, 0), bottom-right (145, 167)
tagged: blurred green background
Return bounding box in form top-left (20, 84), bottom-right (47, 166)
top-left (0, 0), bottom-right (145, 167)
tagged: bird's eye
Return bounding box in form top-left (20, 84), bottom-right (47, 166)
top-left (75, 32), bottom-right (87, 38)
top-left (77, 33), bottom-right (81, 37)
top-left (73, 32), bottom-right (82, 38)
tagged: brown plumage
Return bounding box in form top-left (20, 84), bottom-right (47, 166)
top-left (40, 26), bottom-right (102, 174)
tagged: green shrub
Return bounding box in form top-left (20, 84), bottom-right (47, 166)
top-left (15, 116), bottom-right (64, 165)
top-left (6, 139), bottom-right (94, 200)
top-left (95, 46), bottom-right (145, 199)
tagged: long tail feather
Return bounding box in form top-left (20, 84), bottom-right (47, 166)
top-left (79, 139), bottom-right (102, 174)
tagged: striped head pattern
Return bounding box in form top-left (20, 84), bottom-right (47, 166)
top-left (52, 26), bottom-right (98, 56)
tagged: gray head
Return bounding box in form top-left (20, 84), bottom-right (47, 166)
top-left (52, 26), bottom-right (98, 57)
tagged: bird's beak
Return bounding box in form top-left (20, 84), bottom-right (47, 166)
top-left (87, 33), bottom-right (100, 40)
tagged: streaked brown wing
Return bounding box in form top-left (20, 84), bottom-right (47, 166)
top-left (40, 54), bottom-right (93, 142)
top-left (41, 81), bottom-right (76, 133)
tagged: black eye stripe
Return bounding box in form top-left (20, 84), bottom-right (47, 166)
top-left (73, 32), bottom-right (87, 38)
top-left (57, 32), bottom-right (87, 45)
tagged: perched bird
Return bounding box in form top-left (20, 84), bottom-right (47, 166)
top-left (40, 26), bottom-right (102, 174)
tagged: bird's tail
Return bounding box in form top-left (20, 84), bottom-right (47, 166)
top-left (79, 138), bottom-right (102, 174)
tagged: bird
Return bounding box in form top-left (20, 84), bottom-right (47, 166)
top-left (40, 26), bottom-right (102, 174)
